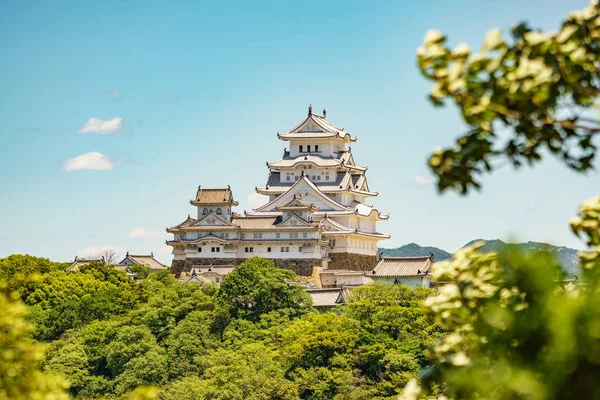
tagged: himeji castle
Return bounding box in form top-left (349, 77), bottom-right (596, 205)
top-left (167, 106), bottom-right (390, 276)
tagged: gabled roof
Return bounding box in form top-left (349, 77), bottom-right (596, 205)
top-left (193, 210), bottom-right (234, 226)
top-left (191, 186), bottom-right (239, 206)
top-left (66, 256), bottom-right (105, 272)
top-left (319, 217), bottom-right (355, 234)
top-left (306, 287), bottom-right (351, 307)
top-left (275, 195), bottom-right (317, 212)
top-left (277, 107), bottom-right (357, 142)
top-left (372, 255), bottom-right (434, 277)
top-left (120, 253), bottom-right (167, 270)
top-left (167, 215), bottom-right (198, 231)
top-left (276, 213), bottom-right (314, 227)
top-left (254, 175), bottom-right (349, 213)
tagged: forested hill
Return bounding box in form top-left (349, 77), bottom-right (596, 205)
top-left (378, 243), bottom-right (452, 261)
top-left (379, 240), bottom-right (580, 276)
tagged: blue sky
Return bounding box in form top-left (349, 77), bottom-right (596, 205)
top-left (0, 0), bottom-right (597, 264)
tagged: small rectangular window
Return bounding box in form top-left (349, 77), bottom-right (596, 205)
top-left (253, 232), bottom-right (262, 239)
top-left (307, 145), bottom-right (311, 152)
top-left (276, 233), bottom-right (280, 239)
top-left (267, 247), bottom-right (271, 252)
top-left (286, 246), bottom-right (290, 252)
top-left (286, 176), bottom-right (291, 181)
top-left (299, 145), bottom-right (303, 152)
top-left (198, 247), bottom-right (202, 252)
top-left (303, 232), bottom-right (308, 238)
top-left (250, 247), bottom-right (254, 252)
top-left (290, 233), bottom-right (298, 239)
top-left (315, 145), bottom-right (319, 152)
top-left (280, 246), bottom-right (284, 252)
top-left (299, 247), bottom-right (303, 252)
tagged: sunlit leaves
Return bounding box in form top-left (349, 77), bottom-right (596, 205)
top-left (417, 1), bottom-right (600, 194)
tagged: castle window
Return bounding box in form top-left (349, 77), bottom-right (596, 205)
top-left (280, 246), bottom-right (290, 252)
top-left (276, 233), bottom-right (280, 239)
top-left (303, 232), bottom-right (308, 238)
top-left (253, 232), bottom-right (262, 239)
top-left (299, 247), bottom-right (303, 252)
top-left (329, 239), bottom-right (336, 248)
top-left (267, 247), bottom-right (271, 252)
top-left (203, 208), bottom-right (208, 215)
top-left (315, 145), bottom-right (319, 152)
top-left (245, 247), bottom-right (254, 253)
top-left (198, 247), bottom-right (202, 252)
top-left (299, 145), bottom-right (303, 152)
top-left (216, 208), bottom-right (222, 215)
top-left (290, 232), bottom-right (298, 239)
top-left (211, 247), bottom-right (220, 253)
top-left (307, 145), bottom-right (311, 152)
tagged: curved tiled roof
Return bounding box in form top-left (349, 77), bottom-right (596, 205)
top-left (191, 186), bottom-right (239, 205)
top-left (277, 112), bottom-right (357, 142)
top-left (372, 256), bottom-right (434, 277)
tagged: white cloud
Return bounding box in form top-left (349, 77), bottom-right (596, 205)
top-left (415, 175), bottom-right (433, 185)
top-left (248, 192), bottom-right (268, 208)
top-left (63, 152), bottom-right (115, 172)
top-left (525, 202), bottom-right (543, 212)
top-left (77, 244), bottom-right (123, 258)
top-left (78, 117), bottom-right (123, 134)
top-left (129, 228), bottom-right (168, 238)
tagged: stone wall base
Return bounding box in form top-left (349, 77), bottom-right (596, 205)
top-left (170, 257), bottom-right (320, 278)
top-left (328, 253), bottom-right (377, 272)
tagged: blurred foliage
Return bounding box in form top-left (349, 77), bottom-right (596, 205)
top-left (418, 1), bottom-right (600, 194)
top-left (0, 290), bottom-right (69, 400)
top-left (401, 1), bottom-right (600, 399)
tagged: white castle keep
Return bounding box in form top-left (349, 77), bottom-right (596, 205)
top-left (167, 106), bottom-right (390, 276)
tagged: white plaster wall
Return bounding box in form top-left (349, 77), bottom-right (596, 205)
top-left (234, 244), bottom-right (321, 259)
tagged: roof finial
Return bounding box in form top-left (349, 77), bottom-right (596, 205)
top-left (126, 251), bottom-right (129, 257)
top-left (308, 104), bottom-right (312, 116)
top-left (151, 252), bottom-right (154, 257)
top-left (323, 108), bottom-right (326, 117)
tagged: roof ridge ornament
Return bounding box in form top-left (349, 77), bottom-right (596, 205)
top-left (323, 108), bottom-right (326, 117)
top-left (308, 104), bottom-right (312, 116)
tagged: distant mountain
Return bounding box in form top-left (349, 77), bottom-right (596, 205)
top-left (379, 239), bottom-right (580, 277)
top-left (378, 243), bottom-right (452, 261)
